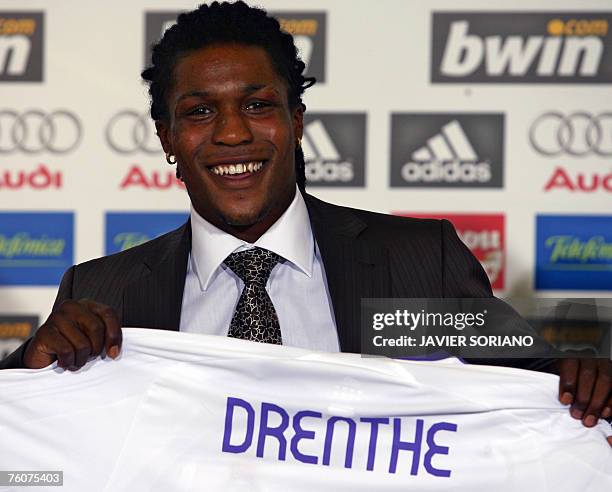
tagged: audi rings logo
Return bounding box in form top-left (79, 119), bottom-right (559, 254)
top-left (0, 110), bottom-right (82, 154)
top-left (105, 110), bottom-right (161, 154)
top-left (529, 112), bottom-right (612, 157)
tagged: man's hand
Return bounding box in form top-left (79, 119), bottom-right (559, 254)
top-left (23, 299), bottom-right (122, 370)
top-left (558, 358), bottom-right (611, 429)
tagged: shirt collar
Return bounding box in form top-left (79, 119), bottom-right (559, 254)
top-left (190, 186), bottom-right (314, 292)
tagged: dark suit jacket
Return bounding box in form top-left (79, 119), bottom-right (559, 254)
top-left (0, 193), bottom-right (554, 371)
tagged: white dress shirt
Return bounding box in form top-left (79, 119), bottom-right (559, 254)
top-left (179, 188), bottom-right (340, 352)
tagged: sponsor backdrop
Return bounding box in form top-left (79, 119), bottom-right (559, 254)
top-left (1, 0), bottom-right (611, 347)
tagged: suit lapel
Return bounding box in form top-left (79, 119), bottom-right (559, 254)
top-left (122, 222), bottom-right (191, 331)
top-left (304, 194), bottom-right (391, 353)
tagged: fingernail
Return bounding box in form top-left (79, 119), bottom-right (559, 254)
top-left (602, 407), bottom-right (611, 419)
top-left (560, 392), bottom-right (573, 405)
top-left (584, 415), bottom-right (596, 427)
top-left (571, 408), bottom-right (583, 419)
top-left (108, 346), bottom-right (119, 359)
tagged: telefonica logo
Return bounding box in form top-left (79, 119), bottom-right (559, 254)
top-left (0, 12), bottom-right (43, 81)
top-left (432, 12), bottom-right (612, 83)
top-left (302, 113), bottom-right (366, 187)
top-left (390, 113), bottom-right (504, 188)
top-left (546, 236), bottom-right (612, 263)
top-left (105, 212), bottom-right (188, 255)
top-left (0, 233), bottom-right (65, 259)
top-left (536, 215), bottom-right (612, 290)
top-left (0, 213), bottom-right (73, 286)
top-left (143, 11), bottom-right (326, 81)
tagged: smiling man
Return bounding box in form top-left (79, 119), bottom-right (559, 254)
top-left (0, 1), bottom-right (610, 435)
top-left (157, 43), bottom-right (302, 244)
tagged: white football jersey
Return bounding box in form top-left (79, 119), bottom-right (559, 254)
top-left (0, 328), bottom-right (610, 492)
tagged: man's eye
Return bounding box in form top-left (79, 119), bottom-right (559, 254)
top-left (245, 101), bottom-right (271, 111)
top-left (187, 107), bottom-right (212, 116)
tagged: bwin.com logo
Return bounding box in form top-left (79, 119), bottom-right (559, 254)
top-left (0, 12), bottom-right (44, 82)
top-left (144, 12), bottom-right (181, 68)
top-left (302, 114), bottom-right (366, 187)
top-left (144, 11), bottom-right (327, 82)
top-left (273, 11), bottom-right (327, 82)
top-left (432, 12), bottom-right (612, 83)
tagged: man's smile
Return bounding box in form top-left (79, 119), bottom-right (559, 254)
top-left (208, 160), bottom-right (266, 177)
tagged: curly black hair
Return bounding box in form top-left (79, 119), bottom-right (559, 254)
top-left (141, 1), bottom-right (315, 190)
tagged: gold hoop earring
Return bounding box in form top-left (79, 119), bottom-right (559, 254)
top-left (165, 153), bottom-right (177, 165)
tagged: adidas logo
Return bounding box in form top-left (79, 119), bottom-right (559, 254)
top-left (303, 119), bottom-right (354, 182)
top-left (401, 120), bottom-right (492, 183)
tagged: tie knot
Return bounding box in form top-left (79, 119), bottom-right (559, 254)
top-left (223, 247), bottom-right (282, 285)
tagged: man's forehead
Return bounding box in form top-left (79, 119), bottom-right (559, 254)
top-left (170, 45), bottom-right (288, 101)
top-left (175, 84), bottom-right (282, 102)
top-left (175, 43), bottom-right (274, 74)
top-left (173, 45), bottom-right (281, 82)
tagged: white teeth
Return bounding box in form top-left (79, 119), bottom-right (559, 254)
top-left (210, 161), bottom-right (264, 176)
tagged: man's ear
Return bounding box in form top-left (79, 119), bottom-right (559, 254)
top-left (155, 120), bottom-right (172, 155)
top-left (293, 104), bottom-right (304, 142)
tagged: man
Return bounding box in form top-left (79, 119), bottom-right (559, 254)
top-left (1, 1), bottom-right (610, 432)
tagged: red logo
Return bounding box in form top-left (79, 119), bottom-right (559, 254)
top-left (544, 166), bottom-right (612, 192)
top-left (120, 165), bottom-right (185, 190)
top-left (0, 165), bottom-right (62, 190)
top-left (396, 213), bottom-right (505, 290)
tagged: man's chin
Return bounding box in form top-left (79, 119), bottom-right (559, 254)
top-left (217, 206), bottom-right (269, 228)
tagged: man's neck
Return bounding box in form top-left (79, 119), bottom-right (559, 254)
top-left (201, 188), bottom-right (298, 244)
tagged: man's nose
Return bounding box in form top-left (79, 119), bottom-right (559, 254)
top-left (212, 109), bottom-right (253, 146)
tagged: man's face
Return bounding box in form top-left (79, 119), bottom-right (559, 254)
top-left (157, 43), bottom-right (303, 234)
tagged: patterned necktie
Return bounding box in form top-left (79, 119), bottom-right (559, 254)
top-left (223, 247), bottom-right (283, 344)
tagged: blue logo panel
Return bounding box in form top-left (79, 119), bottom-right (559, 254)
top-left (536, 215), bottom-right (612, 290)
top-left (105, 212), bottom-right (188, 255)
top-left (0, 212), bottom-right (74, 286)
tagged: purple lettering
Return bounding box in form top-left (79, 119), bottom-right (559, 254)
top-left (424, 422), bottom-right (457, 477)
top-left (257, 402), bottom-right (289, 460)
top-left (389, 418), bottom-right (423, 475)
top-left (222, 397), bottom-right (255, 454)
top-left (360, 417), bottom-right (390, 471)
top-left (322, 416), bottom-right (356, 468)
top-left (290, 410), bottom-right (322, 464)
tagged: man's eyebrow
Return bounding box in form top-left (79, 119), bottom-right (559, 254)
top-left (176, 90), bottom-right (209, 103)
top-left (176, 85), bottom-right (279, 103)
top-left (243, 84), bottom-right (279, 95)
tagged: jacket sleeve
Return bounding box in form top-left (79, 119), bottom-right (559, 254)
top-left (440, 220), bottom-right (559, 373)
top-left (0, 266), bottom-right (75, 370)
top-left (440, 219), bottom-right (493, 298)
